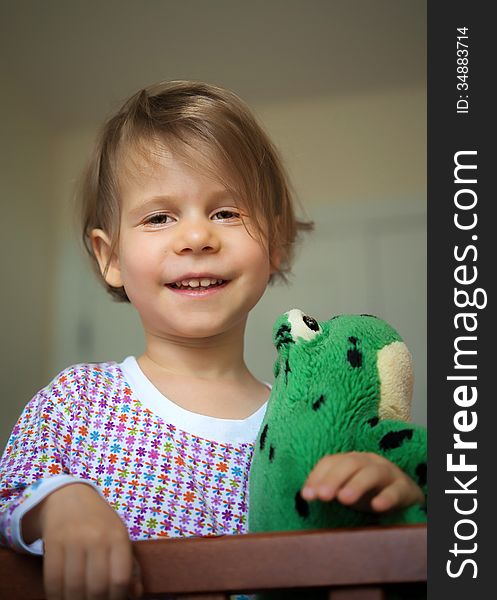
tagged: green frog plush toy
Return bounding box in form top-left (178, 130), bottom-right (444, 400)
top-left (248, 309), bottom-right (427, 533)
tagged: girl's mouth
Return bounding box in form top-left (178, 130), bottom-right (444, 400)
top-left (166, 279), bottom-right (229, 295)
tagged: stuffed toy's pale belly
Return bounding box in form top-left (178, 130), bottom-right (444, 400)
top-left (248, 310), bottom-right (427, 532)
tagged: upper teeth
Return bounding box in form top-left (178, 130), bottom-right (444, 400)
top-left (174, 278), bottom-right (223, 288)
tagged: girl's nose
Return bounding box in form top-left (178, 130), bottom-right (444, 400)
top-left (172, 219), bottom-right (221, 255)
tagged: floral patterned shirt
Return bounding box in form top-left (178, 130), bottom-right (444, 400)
top-left (0, 357), bottom-right (268, 555)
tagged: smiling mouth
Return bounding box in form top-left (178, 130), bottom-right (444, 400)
top-left (167, 278), bottom-right (228, 291)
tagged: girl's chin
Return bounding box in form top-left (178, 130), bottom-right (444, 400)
top-left (147, 320), bottom-right (244, 342)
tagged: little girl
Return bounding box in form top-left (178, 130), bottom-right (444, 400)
top-left (0, 81), bottom-right (424, 600)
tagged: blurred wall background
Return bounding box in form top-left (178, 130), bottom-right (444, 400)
top-left (0, 0), bottom-right (426, 450)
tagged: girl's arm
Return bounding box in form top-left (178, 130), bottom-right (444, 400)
top-left (0, 378), bottom-right (143, 598)
top-left (0, 386), bottom-right (95, 553)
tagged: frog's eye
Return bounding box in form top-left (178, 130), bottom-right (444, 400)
top-left (285, 308), bottom-right (322, 342)
top-left (303, 316), bottom-right (319, 331)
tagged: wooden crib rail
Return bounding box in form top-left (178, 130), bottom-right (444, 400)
top-left (0, 524), bottom-right (427, 599)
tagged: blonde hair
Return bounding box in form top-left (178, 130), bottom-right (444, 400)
top-left (80, 80), bottom-right (313, 302)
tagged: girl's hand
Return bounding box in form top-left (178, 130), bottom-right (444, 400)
top-left (301, 452), bottom-right (425, 513)
top-left (24, 483), bottom-right (143, 600)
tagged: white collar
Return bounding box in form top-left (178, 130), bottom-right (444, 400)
top-left (118, 356), bottom-right (269, 445)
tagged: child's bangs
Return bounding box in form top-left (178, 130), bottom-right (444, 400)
top-left (118, 127), bottom-right (270, 249)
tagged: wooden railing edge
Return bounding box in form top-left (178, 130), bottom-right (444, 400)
top-left (0, 524), bottom-right (427, 599)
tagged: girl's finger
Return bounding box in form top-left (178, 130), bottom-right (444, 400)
top-left (85, 545), bottom-right (109, 600)
top-left (302, 453), bottom-right (366, 501)
top-left (63, 545), bottom-right (86, 600)
top-left (370, 480), bottom-right (405, 512)
top-left (372, 476), bottom-right (424, 512)
top-left (336, 463), bottom-right (393, 506)
top-left (43, 541), bottom-right (64, 600)
top-left (109, 537), bottom-right (134, 600)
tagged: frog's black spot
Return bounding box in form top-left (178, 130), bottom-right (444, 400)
top-left (285, 358), bottom-right (291, 384)
top-left (379, 429), bottom-right (414, 450)
top-left (275, 324), bottom-right (294, 349)
top-left (347, 337), bottom-right (363, 368)
top-left (259, 424), bottom-right (268, 451)
top-left (421, 497), bottom-right (427, 514)
top-left (416, 462), bottom-right (427, 487)
top-left (295, 491), bottom-right (310, 518)
top-left (360, 313), bottom-right (378, 319)
top-left (269, 445), bottom-right (275, 462)
top-left (367, 513), bottom-right (382, 526)
top-left (347, 348), bottom-right (363, 368)
top-left (312, 395), bottom-right (325, 411)
top-left (367, 416), bottom-right (379, 427)
top-left (277, 324), bottom-right (291, 336)
top-left (303, 315), bottom-right (319, 331)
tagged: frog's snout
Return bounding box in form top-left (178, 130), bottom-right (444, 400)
top-left (274, 309), bottom-right (322, 350)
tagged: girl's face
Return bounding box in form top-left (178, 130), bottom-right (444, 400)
top-left (93, 146), bottom-right (276, 342)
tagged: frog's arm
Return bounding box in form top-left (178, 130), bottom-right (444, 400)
top-left (355, 417), bottom-right (427, 500)
top-left (355, 339), bottom-right (427, 499)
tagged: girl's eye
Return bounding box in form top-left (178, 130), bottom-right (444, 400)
top-left (145, 213), bottom-right (173, 226)
top-left (212, 210), bottom-right (240, 221)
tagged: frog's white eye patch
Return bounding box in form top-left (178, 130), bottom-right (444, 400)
top-left (285, 308), bottom-right (322, 342)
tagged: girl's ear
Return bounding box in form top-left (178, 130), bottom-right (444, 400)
top-left (90, 229), bottom-right (124, 288)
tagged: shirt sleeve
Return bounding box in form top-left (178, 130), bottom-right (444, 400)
top-left (0, 384), bottom-right (99, 555)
